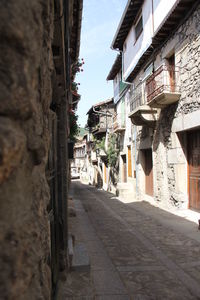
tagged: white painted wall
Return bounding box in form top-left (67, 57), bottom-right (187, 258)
top-left (153, 0), bottom-right (179, 33)
top-left (113, 72), bottom-right (121, 103)
top-left (123, 0), bottom-right (179, 80)
top-left (123, 0), bottom-right (153, 80)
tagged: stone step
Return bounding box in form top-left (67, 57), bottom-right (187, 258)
top-left (116, 183), bottom-right (133, 195)
top-left (71, 243), bottom-right (90, 272)
top-left (117, 182), bottom-right (133, 191)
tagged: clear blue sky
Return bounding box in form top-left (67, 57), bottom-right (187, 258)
top-left (76, 0), bottom-right (127, 127)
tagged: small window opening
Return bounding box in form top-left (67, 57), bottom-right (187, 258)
top-left (135, 15), bottom-right (143, 41)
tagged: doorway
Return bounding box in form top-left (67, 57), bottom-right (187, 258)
top-left (104, 164), bottom-right (107, 184)
top-left (144, 148), bottom-right (153, 196)
top-left (167, 54), bottom-right (175, 92)
top-left (128, 146), bottom-right (132, 177)
top-left (187, 130), bottom-right (200, 210)
top-left (121, 154), bottom-right (127, 183)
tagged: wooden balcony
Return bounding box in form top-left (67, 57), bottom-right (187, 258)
top-left (113, 114), bottom-right (126, 133)
top-left (92, 124), bottom-right (107, 137)
top-left (146, 65), bottom-right (181, 108)
top-left (128, 83), bottom-right (157, 127)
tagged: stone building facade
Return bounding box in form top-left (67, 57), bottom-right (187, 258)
top-left (109, 0), bottom-right (200, 210)
top-left (0, 0), bottom-right (82, 299)
top-left (86, 99), bottom-right (115, 190)
top-left (151, 4), bottom-right (200, 208)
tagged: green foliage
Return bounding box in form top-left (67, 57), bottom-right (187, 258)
top-left (93, 136), bottom-right (105, 151)
top-left (71, 58), bottom-right (84, 77)
top-left (106, 134), bottom-right (119, 167)
top-left (94, 134), bottom-right (119, 167)
top-left (69, 111), bottom-right (79, 141)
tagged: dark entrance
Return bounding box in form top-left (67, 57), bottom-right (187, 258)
top-left (122, 154), bottom-right (127, 183)
top-left (187, 130), bottom-right (200, 210)
top-left (144, 148), bottom-right (153, 196)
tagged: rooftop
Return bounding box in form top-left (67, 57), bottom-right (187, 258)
top-left (111, 0), bottom-right (143, 51)
top-left (107, 54), bottom-right (122, 81)
top-left (87, 98), bottom-right (113, 115)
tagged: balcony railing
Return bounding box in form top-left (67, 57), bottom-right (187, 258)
top-left (129, 81), bottom-right (157, 127)
top-left (146, 65), bottom-right (180, 104)
top-left (129, 83), bottom-right (145, 112)
top-left (113, 113), bottom-right (126, 132)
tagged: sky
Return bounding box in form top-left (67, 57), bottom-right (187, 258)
top-left (76, 0), bottom-right (127, 127)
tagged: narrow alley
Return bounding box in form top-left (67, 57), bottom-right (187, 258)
top-left (58, 180), bottom-right (200, 300)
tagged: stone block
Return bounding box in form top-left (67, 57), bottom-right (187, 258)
top-left (171, 133), bottom-right (181, 149)
top-left (71, 243), bottom-right (90, 272)
top-left (167, 148), bottom-right (186, 164)
top-left (172, 110), bottom-right (200, 132)
top-left (174, 164), bottom-right (187, 194)
top-left (0, 117), bottom-right (26, 184)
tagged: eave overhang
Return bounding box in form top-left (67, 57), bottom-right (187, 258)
top-left (87, 98), bottom-right (113, 115)
top-left (107, 54), bottom-right (122, 81)
top-left (111, 0), bottom-right (143, 51)
top-left (70, 0), bottom-right (83, 63)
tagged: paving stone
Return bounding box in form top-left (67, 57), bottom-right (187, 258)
top-left (116, 265), bottom-right (166, 272)
top-left (57, 271), bottom-right (94, 299)
top-left (120, 270), bottom-right (195, 300)
top-left (89, 252), bottom-right (115, 271)
top-left (84, 240), bottom-right (106, 254)
top-left (91, 270), bottom-right (127, 295)
top-left (95, 295), bottom-right (130, 300)
top-left (61, 182), bottom-right (200, 300)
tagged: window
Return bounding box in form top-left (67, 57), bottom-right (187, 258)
top-left (144, 62), bottom-right (153, 79)
top-left (135, 15), bottom-right (143, 41)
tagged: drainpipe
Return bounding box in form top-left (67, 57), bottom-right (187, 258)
top-left (92, 106), bottom-right (113, 117)
top-left (152, 0), bottom-right (154, 35)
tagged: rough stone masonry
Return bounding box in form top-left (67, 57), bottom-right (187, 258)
top-left (0, 1), bottom-right (54, 299)
top-left (153, 3), bottom-right (200, 208)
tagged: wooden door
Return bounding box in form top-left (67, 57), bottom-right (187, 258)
top-left (188, 130), bottom-right (200, 210)
top-left (144, 149), bottom-right (153, 196)
top-left (104, 164), bottom-right (107, 184)
top-left (122, 155), bottom-right (127, 183)
top-left (128, 146), bottom-right (132, 177)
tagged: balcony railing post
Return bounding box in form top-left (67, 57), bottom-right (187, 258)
top-left (129, 83), bottom-right (143, 112)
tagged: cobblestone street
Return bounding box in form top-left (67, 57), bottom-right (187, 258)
top-left (58, 181), bottom-right (200, 299)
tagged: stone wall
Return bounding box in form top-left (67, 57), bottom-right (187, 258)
top-left (0, 1), bottom-right (54, 299)
top-left (153, 4), bottom-right (200, 208)
top-left (130, 4), bottom-right (200, 208)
